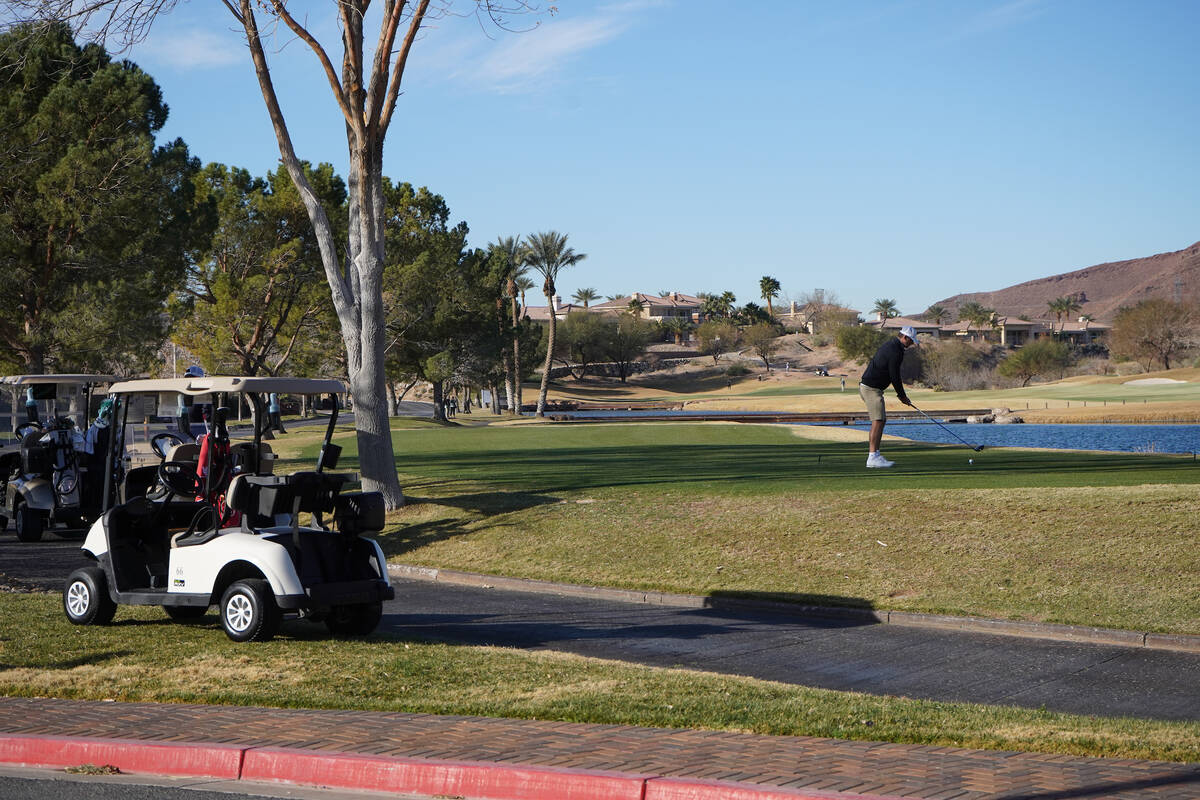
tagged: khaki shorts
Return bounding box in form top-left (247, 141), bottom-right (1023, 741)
top-left (859, 383), bottom-right (886, 421)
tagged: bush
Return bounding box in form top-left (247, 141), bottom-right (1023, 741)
top-left (920, 339), bottom-right (994, 391)
top-left (725, 363), bottom-right (751, 377)
top-left (834, 325), bottom-right (889, 364)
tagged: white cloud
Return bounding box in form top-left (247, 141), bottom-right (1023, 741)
top-left (415, 0), bottom-right (662, 93)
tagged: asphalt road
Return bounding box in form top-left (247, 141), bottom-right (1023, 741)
top-left (4, 535), bottom-right (1197, 722)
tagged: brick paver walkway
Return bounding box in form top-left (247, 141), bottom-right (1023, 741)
top-left (1, 697), bottom-right (1197, 799)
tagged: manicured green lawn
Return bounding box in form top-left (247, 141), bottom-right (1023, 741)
top-left (3, 593), bottom-right (1196, 762)
top-left (278, 420), bottom-right (1200, 634)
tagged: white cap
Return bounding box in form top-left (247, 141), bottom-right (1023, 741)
top-left (899, 325), bottom-right (919, 344)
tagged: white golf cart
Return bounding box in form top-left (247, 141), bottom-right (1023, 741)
top-left (62, 376), bottom-right (395, 642)
top-left (0, 374), bottom-right (117, 541)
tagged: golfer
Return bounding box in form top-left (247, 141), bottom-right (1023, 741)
top-left (859, 325), bottom-right (919, 468)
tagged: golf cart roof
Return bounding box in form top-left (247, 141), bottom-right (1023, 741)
top-left (106, 376), bottom-right (346, 397)
top-left (2, 374), bottom-right (119, 386)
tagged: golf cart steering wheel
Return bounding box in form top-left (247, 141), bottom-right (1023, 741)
top-left (151, 431), bottom-right (188, 460)
top-left (157, 460), bottom-right (200, 498)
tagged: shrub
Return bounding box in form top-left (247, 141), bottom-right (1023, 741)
top-left (725, 363), bottom-right (751, 377)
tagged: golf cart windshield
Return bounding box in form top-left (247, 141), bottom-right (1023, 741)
top-left (2, 374), bottom-right (119, 436)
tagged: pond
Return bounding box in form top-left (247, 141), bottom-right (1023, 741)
top-left (544, 409), bottom-right (1200, 453)
top-left (840, 421), bottom-right (1200, 454)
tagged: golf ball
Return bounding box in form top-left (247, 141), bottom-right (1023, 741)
top-left (968, 458), bottom-right (974, 465)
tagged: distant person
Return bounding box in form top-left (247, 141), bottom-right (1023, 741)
top-left (859, 325), bottom-right (919, 468)
top-left (268, 393), bottom-right (287, 434)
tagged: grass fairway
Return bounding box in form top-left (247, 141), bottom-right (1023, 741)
top-left (277, 419), bottom-right (1200, 634)
top-left (3, 592), bottom-right (1196, 762)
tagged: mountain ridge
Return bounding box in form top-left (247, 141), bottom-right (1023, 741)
top-left (931, 240), bottom-right (1200, 322)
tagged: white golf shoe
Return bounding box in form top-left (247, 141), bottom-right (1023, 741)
top-left (866, 452), bottom-right (894, 468)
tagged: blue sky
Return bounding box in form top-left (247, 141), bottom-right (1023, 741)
top-left (123, 0), bottom-right (1200, 318)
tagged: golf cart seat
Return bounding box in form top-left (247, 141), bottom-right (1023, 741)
top-left (223, 471), bottom-right (379, 534)
top-left (20, 431), bottom-right (51, 477)
top-left (165, 442), bottom-right (200, 464)
top-left (229, 441), bottom-right (274, 475)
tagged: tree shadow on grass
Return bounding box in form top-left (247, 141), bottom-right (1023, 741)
top-left (378, 491), bottom-right (561, 558)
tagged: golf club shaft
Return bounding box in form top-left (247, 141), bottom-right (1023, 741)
top-left (910, 404), bottom-right (982, 451)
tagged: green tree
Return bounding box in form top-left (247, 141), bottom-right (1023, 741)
top-left (0, 22), bottom-right (202, 374)
top-left (872, 298), bottom-right (900, 320)
top-left (743, 323), bottom-right (781, 371)
top-left (835, 325), bottom-right (889, 364)
top-left (387, 234), bottom-right (507, 422)
top-left (696, 319), bottom-right (740, 364)
top-left (997, 338), bottom-right (1071, 386)
top-left (605, 313), bottom-right (656, 382)
top-left (557, 311), bottom-right (613, 379)
top-left (759, 276), bottom-right (781, 318)
top-left (1110, 299), bottom-right (1198, 370)
top-left (525, 231), bottom-right (586, 416)
top-left (571, 287), bottom-right (599, 308)
top-left (735, 302), bottom-right (773, 326)
top-left (171, 162), bottom-right (340, 377)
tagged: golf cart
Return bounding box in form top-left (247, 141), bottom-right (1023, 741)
top-left (0, 374), bottom-right (117, 541)
top-left (62, 376), bottom-right (395, 642)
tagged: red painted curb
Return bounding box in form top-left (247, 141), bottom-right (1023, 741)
top-left (0, 735), bottom-right (907, 800)
top-left (241, 746), bottom-right (652, 800)
top-left (0, 734), bottom-right (244, 779)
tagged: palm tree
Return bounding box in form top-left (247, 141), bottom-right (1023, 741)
top-left (660, 315), bottom-right (693, 346)
top-left (958, 301), bottom-right (995, 341)
top-left (872, 298), bottom-right (899, 321)
top-left (759, 276), bottom-right (781, 318)
top-left (525, 231), bottom-right (586, 417)
top-left (492, 235), bottom-right (528, 414)
top-left (627, 297), bottom-right (646, 315)
top-left (571, 287), bottom-right (599, 308)
top-left (1047, 297), bottom-right (1069, 331)
top-left (719, 291), bottom-right (737, 318)
top-left (924, 304), bottom-right (948, 325)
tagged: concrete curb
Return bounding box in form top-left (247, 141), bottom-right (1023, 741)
top-left (0, 733), bottom-right (902, 800)
top-left (389, 564), bottom-right (1200, 653)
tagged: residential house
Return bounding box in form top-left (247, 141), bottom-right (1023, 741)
top-left (590, 292), bottom-right (702, 321)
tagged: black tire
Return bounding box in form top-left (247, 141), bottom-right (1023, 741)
top-left (163, 604), bottom-right (209, 622)
top-left (325, 601), bottom-right (383, 637)
top-left (0, 514), bottom-right (7, 531)
top-left (14, 503), bottom-right (44, 543)
top-left (220, 579), bottom-right (280, 642)
top-left (63, 566), bottom-right (117, 626)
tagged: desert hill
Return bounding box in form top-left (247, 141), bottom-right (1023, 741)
top-left (931, 240), bottom-right (1200, 322)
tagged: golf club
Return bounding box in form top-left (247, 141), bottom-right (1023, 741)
top-left (909, 404), bottom-right (984, 451)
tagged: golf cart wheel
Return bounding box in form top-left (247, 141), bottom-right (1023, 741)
top-left (220, 579), bottom-right (280, 642)
top-left (0, 514), bottom-right (7, 531)
top-left (163, 604), bottom-right (209, 622)
top-left (325, 601), bottom-right (383, 637)
top-left (14, 503), bottom-right (44, 543)
top-left (63, 566), bottom-right (117, 626)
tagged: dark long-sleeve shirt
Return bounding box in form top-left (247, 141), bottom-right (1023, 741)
top-left (861, 337), bottom-right (911, 404)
